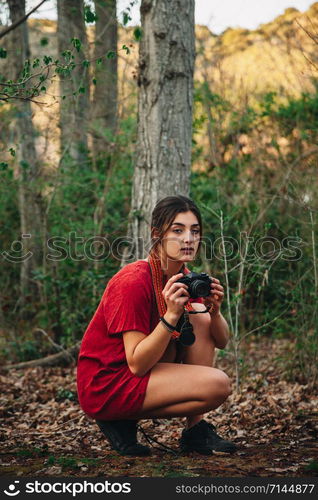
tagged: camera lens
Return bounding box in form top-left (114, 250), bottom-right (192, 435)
top-left (190, 279), bottom-right (210, 298)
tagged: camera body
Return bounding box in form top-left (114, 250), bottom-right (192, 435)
top-left (176, 272), bottom-right (212, 299)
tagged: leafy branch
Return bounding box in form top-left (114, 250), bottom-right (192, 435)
top-left (0, 41), bottom-right (132, 102)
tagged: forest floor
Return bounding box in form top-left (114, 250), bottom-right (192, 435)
top-left (0, 337), bottom-right (317, 478)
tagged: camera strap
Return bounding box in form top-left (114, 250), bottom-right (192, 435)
top-left (148, 252), bottom-right (214, 345)
top-left (177, 309), bottom-right (196, 346)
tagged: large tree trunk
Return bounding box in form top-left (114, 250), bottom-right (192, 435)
top-left (57, 0), bottom-right (89, 162)
top-left (92, 0), bottom-right (118, 155)
top-left (122, 0), bottom-right (195, 263)
top-left (7, 0), bottom-right (44, 306)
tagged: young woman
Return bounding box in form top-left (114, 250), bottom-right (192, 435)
top-left (77, 195), bottom-right (236, 456)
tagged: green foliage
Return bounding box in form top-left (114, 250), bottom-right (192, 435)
top-left (1, 117), bottom-right (137, 347)
top-left (55, 388), bottom-right (77, 401)
top-left (84, 5), bottom-right (97, 24)
top-left (46, 455), bottom-right (100, 470)
top-left (122, 12), bottom-right (131, 26)
top-left (305, 460), bottom-right (318, 472)
top-left (133, 27), bottom-right (143, 41)
top-left (259, 92), bottom-right (278, 116)
top-left (228, 106), bottom-right (258, 135)
top-left (56, 457), bottom-right (78, 469)
top-left (0, 48), bottom-right (77, 101)
top-left (0, 32), bottom-right (138, 103)
top-left (71, 38), bottom-right (82, 53)
top-left (121, 44), bottom-right (130, 55)
top-left (191, 84), bottom-right (318, 386)
top-left (121, 0), bottom-right (139, 27)
top-left (16, 447), bottom-right (49, 458)
top-left (40, 37), bottom-right (49, 47)
top-left (275, 92), bottom-right (318, 137)
top-left (4, 340), bottom-right (42, 362)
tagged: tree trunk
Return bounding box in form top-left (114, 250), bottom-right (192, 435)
top-left (57, 0), bottom-right (89, 163)
top-left (92, 0), bottom-right (118, 155)
top-left (121, 0), bottom-right (195, 264)
top-left (7, 0), bottom-right (44, 306)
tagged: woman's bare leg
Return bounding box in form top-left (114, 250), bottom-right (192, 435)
top-left (135, 362), bottom-right (231, 419)
top-left (182, 308), bottom-right (216, 428)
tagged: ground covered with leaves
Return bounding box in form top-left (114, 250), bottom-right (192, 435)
top-left (0, 337), bottom-right (317, 478)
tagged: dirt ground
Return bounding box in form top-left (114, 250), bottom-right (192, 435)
top-left (0, 337), bottom-right (317, 478)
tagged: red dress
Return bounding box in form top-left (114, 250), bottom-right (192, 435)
top-left (77, 260), bottom-right (203, 420)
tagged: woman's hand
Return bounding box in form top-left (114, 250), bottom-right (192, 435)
top-left (204, 277), bottom-right (225, 316)
top-left (162, 273), bottom-right (190, 320)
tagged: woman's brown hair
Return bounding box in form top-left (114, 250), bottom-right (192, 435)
top-left (149, 195), bottom-right (203, 256)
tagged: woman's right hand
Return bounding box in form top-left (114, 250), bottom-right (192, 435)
top-left (162, 273), bottom-right (190, 320)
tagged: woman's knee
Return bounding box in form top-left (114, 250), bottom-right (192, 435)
top-left (190, 310), bottom-right (211, 334)
top-left (203, 368), bottom-right (232, 403)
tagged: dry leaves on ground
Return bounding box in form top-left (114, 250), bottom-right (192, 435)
top-left (0, 337), bottom-right (317, 477)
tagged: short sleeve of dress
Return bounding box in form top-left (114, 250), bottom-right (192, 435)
top-left (103, 275), bottom-right (152, 336)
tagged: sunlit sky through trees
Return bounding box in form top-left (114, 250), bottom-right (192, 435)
top-left (23, 0), bottom-right (315, 34)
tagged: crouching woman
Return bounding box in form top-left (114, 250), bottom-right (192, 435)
top-left (77, 195), bottom-right (236, 456)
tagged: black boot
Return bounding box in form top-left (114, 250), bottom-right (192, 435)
top-left (179, 419), bottom-right (237, 455)
top-left (96, 419), bottom-right (151, 456)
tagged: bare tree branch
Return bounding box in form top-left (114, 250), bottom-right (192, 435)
top-left (0, 0), bottom-right (48, 40)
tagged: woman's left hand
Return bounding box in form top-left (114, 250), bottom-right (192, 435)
top-left (203, 278), bottom-right (225, 315)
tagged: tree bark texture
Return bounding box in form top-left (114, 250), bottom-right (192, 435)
top-left (122, 0), bottom-right (195, 263)
top-left (57, 0), bottom-right (89, 162)
top-left (92, 0), bottom-right (118, 154)
top-left (7, 0), bottom-right (44, 304)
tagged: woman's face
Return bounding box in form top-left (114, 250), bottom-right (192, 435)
top-left (160, 211), bottom-right (201, 263)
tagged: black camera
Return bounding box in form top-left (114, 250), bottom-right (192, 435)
top-left (176, 272), bottom-right (212, 299)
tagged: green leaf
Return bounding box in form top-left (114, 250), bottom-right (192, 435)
top-left (41, 86), bottom-right (46, 92)
top-left (96, 58), bottom-right (103, 65)
top-left (9, 148), bottom-right (15, 157)
top-left (0, 162), bottom-right (8, 171)
top-left (84, 6), bottom-right (97, 23)
top-left (123, 12), bottom-right (131, 25)
top-left (33, 58), bottom-right (40, 68)
top-left (92, 77), bottom-right (97, 85)
top-left (71, 38), bottom-right (82, 52)
top-left (43, 55), bottom-right (52, 65)
top-left (133, 27), bottom-right (142, 41)
top-left (40, 37), bottom-right (49, 46)
top-left (78, 86), bottom-right (86, 94)
top-left (106, 51), bottom-right (116, 59)
top-left (122, 44), bottom-right (130, 55)
top-left (0, 48), bottom-right (7, 59)
top-left (62, 50), bottom-right (72, 62)
top-left (82, 60), bottom-right (90, 68)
